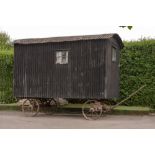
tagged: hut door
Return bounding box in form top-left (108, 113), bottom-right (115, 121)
top-left (109, 46), bottom-right (119, 97)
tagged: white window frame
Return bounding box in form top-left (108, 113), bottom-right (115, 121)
top-left (56, 51), bottom-right (69, 64)
top-left (112, 47), bottom-right (117, 62)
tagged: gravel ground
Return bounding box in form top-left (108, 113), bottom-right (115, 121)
top-left (0, 111), bottom-right (155, 129)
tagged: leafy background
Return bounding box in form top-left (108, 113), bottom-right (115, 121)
top-left (120, 39), bottom-right (155, 107)
top-left (0, 50), bottom-right (15, 103)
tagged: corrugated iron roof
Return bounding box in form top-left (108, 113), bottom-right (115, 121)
top-left (14, 33), bottom-right (124, 48)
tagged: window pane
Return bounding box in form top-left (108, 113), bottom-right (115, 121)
top-left (112, 47), bottom-right (117, 62)
top-left (56, 51), bottom-right (68, 64)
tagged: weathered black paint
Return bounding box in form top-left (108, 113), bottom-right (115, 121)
top-left (14, 35), bottom-right (123, 99)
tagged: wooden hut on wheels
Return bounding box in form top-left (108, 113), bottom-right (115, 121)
top-left (14, 33), bottom-right (124, 100)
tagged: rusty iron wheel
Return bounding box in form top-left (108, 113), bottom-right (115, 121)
top-left (82, 100), bottom-right (103, 120)
top-left (22, 99), bottom-right (40, 117)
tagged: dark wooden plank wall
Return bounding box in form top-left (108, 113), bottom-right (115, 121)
top-left (14, 40), bottom-right (107, 99)
top-left (105, 38), bottom-right (120, 98)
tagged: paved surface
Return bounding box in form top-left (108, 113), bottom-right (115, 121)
top-left (0, 111), bottom-right (155, 129)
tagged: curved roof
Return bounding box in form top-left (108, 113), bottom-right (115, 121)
top-left (14, 33), bottom-right (124, 49)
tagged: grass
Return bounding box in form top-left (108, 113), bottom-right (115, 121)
top-left (62, 104), bottom-right (150, 111)
top-left (61, 104), bottom-right (151, 115)
top-left (114, 106), bottom-right (150, 111)
top-left (0, 103), bottom-right (20, 111)
top-left (62, 104), bottom-right (83, 109)
top-left (0, 103), bottom-right (152, 115)
top-left (112, 105), bottom-right (151, 115)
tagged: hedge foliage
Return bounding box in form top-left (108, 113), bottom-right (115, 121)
top-left (0, 32), bottom-right (12, 50)
top-left (120, 39), bottom-right (155, 107)
top-left (0, 50), bottom-right (15, 103)
top-left (0, 39), bottom-right (155, 106)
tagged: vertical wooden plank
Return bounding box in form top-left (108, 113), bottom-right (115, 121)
top-left (14, 37), bottom-right (120, 99)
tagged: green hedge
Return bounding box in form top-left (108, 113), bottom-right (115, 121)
top-left (120, 39), bottom-right (155, 107)
top-left (0, 50), bottom-right (15, 103)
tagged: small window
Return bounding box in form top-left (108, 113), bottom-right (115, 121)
top-left (112, 47), bottom-right (117, 62)
top-left (56, 51), bottom-right (68, 64)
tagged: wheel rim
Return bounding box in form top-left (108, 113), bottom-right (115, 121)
top-left (22, 99), bottom-right (40, 117)
top-left (82, 100), bottom-right (103, 120)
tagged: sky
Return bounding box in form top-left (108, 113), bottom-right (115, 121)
top-left (0, 26), bottom-right (155, 41)
top-left (0, 0), bottom-right (154, 41)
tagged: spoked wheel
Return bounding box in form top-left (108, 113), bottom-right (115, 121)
top-left (22, 99), bottom-right (40, 117)
top-left (82, 100), bottom-right (103, 120)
